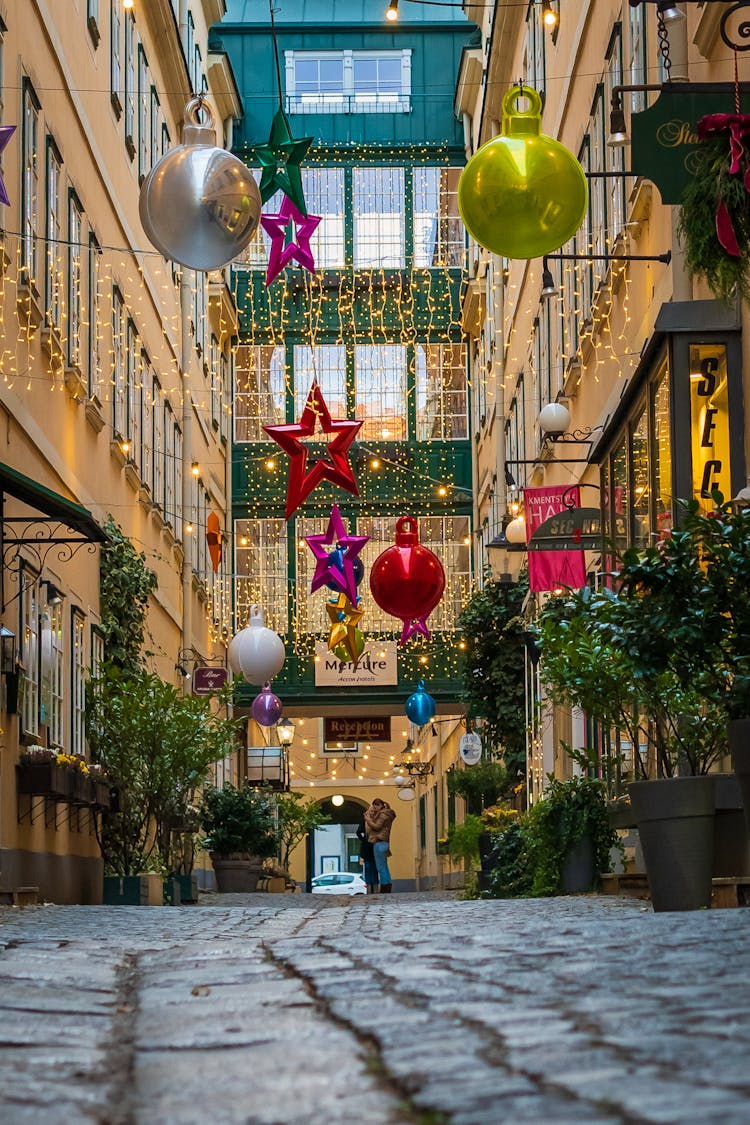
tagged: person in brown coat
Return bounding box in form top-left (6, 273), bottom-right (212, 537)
top-left (364, 798), bottom-right (396, 893)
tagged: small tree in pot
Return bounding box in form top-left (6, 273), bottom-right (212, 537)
top-left (198, 783), bottom-right (278, 892)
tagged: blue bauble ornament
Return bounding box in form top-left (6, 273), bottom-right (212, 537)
top-left (405, 680), bottom-right (436, 726)
top-left (325, 551), bottom-right (365, 591)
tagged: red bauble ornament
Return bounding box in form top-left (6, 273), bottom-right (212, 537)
top-left (369, 516), bottom-right (446, 645)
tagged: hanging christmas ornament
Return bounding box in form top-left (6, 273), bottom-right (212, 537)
top-left (405, 681), bottom-right (437, 727)
top-left (334, 628), bottom-right (366, 665)
top-left (139, 97), bottom-right (261, 271)
top-left (228, 605), bottom-right (285, 685)
top-left (265, 383), bottom-right (362, 519)
top-left (251, 682), bottom-right (283, 727)
top-left (206, 511), bottom-right (223, 574)
top-left (261, 196), bottom-right (322, 286)
top-left (306, 504), bottom-right (369, 602)
top-left (255, 107), bottom-right (312, 214)
top-left (458, 85), bottom-right (588, 260)
top-left (0, 126), bottom-right (17, 206)
top-left (369, 516), bottom-right (446, 645)
top-left (326, 593), bottom-right (365, 665)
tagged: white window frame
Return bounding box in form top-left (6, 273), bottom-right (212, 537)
top-left (141, 352), bottom-right (153, 492)
top-left (88, 234), bottom-right (103, 400)
top-left (71, 610), bottom-right (86, 757)
top-left (284, 49), bottom-right (412, 114)
top-left (153, 374), bottom-right (164, 510)
top-left (112, 287), bottom-right (126, 438)
top-left (46, 600), bottom-right (65, 749)
top-left (124, 11), bottom-right (135, 154)
top-left (22, 81), bottom-right (40, 285)
top-left (68, 192), bottom-right (84, 369)
top-left (138, 45), bottom-right (149, 178)
top-left (20, 569), bottom-right (39, 739)
top-left (164, 401), bottom-right (175, 524)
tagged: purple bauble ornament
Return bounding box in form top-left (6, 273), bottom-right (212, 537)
top-left (252, 682), bottom-right (283, 727)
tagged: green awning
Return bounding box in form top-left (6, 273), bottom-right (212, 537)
top-left (0, 461), bottom-right (107, 543)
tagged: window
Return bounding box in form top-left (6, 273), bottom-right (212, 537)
top-left (91, 625), bottom-right (104, 679)
top-left (138, 46), bottom-right (149, 177)
top-left (576, 137), bottom-right (593, 317)
top-left (112, 288), bottom-right (126, 437)
top-left (294, 345), bottom-right (346, 419)
top-left (87, 0), bottom-right (99, 40)
top-left (590, 87), bottom-right (607, 260)
top-left (68, 193), bottom-right (84, 368)
top-left (110, 0), bottom-right (122, 114)
top-left (301, 168), bottom-right (345, 268)
top-left (186, 12), bottom-right (195, 82)
top-left (88, 235), bottom-right (103, 399)
top-left (126, 319), bottom-right (139, 469)
top-left (413, 167), bottom-right (463, 268)
top-left (45, 600), bottom-right (65, 749)
top-left (150, 87), bottom-right (160, 169)
top-left (141, 352), bottom-right (153, 491)
top-left (164, 402), bottom-right (175, 523)
top-left (174, 423), bottom-right (183, 532)
top-left (71, 611), bottom-right (86, 757)
top-left (20, 570), bottom-right (39, 738)
top-left (523, 0), bottom-right (546, 93)
top-left (415, 343), bottom-right (467, 440)
top-left (161, 121), bottom-right (170, 157)
top-left (234, 344), bottom-right (286, 441)
top-left (235, 518), bottom-right (288, 635)
top-left (22, 81), bottom-right (40, 284)
top-left (220, 351), bottom-right (230, 443)
top-left (285, 49), bottom-right (411, 114)
top-left (153, 375), bottom-right (164, 509)
top-left (418, 516), bottom-right (472, 631)
top-left (355, 344), bottom-right (407, 441)
top-left (606, 26), bottom-right (627, 240)
top-left (124, 12), bottom-right (135, 154)
top-left (210, 334), bottom-right (220, 427)
top-left (45, 140), bottom-right (64, 331)
top-left (353, 167), bottom-right (405, 268)
top-left (628, 3), bottom-right (648, 111)
top-left (193, 44), bottom-right (203, 97)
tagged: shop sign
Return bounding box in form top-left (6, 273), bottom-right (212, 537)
top-left (630, 84), bottom-right (750, 204)
top-left (523, 486), bottom-right (586, 593)
top-left (459, 732), bottom-right (482, 765)
top-left (690, 344), bottom-right (731, 509)
top-left (324, 717), bottom-right (391, 743)
top-left (314, 641), bottom-right (398, 687)
top-left (192, 666), bottom-right (228, 695)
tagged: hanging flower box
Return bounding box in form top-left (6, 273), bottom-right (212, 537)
top-left (71, 773), bottom-right (95, 805)
top-left (92, 781), bottom-right (111, 810)
top-left (16, 761), bottom-right (73, 799)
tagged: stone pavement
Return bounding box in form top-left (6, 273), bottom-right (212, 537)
top-left (0, 893), bottom-right (749, 1125)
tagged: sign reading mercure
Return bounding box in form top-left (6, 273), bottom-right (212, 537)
top-left (630, 84), bottom-right (750, 204)
top-left (324, 717), bottom-right (391, 743)
top-left (314, 641), bottom-right (398, 687)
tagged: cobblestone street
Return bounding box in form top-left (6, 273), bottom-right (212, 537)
top-left (0, 894), bottom-right (749, 1124)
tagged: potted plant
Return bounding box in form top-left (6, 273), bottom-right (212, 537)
top-left (274, 790), bottom-right (330, 876)
top-left (198, 783), bottom-right (278, 892)
top-left (537, 496), bottom-right (750, 910)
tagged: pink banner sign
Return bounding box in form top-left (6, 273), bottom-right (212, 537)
top-left (523, 485), bottom-right (587, 593)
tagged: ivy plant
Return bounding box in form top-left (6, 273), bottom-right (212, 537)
top-left (457, 576), bottom-right (527, 781)
top-left (446, 759), bottom-right (508, 815)
top-left (99, 514), bottom-right (158, 674)
top-left (522, 776), bottom-right (618, 897)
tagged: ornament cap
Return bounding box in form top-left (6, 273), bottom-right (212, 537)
top-left (248, 604), bottom-right (265, 628)
top-left (395, 515), bottom-right (419, 548)
top-left (503, 86), bottom-right (543, 137)
top-left (182, 96), bottom-right (217, 147)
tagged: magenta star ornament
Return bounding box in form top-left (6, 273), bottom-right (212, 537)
top-left (306, 504), bottom-right (369, 602)
top-left (0, 126), bottom-right (17, 206)
top-left (261, 196), bottom-right (321, 286)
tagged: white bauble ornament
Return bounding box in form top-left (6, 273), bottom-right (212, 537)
top-left (228, 605), bottom-right (285, 685)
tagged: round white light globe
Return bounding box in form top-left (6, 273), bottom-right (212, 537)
top-left (505, 516), bottom-right (528, 545)
top-left (539, 401), bottom-right (571, 435)
top-left (331, 794), bottom-right (344, 807)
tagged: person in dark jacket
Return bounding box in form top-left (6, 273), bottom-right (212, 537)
top-left (356, 816), bottom-right (379, 894)
top-left (364, 798), bottom-right (396, 893)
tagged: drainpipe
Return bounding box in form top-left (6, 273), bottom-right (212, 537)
top-left (180, 271), bottom-right (193, 657)
top-left (462, 111), bottom-right (472, 161)
top-left (667, 11), bottom-right (693, 300)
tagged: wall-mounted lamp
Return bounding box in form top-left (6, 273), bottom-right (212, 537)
top-left (41, 580), bottom-right (64, 606)
top-left (175, 663), bottom-right (190, 679)
top-left (542, 0), bottom-right (559, 29)
top-left (191, 461), bottom-right (200, 477)
top-left (607, 83), bottom-right (664, 147)
top-left (276, 716), bottom-right (296, 747)
top-left (541, 257), bottom-right (557, 299)
top-left (629, 0), bottom-right (685, 19)
top-left (0, 626), bottom-right (15, 675)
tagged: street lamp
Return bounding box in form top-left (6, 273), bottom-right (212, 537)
top-left (277, 717), bottom-right (296, 747)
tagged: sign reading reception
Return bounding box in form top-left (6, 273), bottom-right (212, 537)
top-left (314, 641), bottom-right (398, 687)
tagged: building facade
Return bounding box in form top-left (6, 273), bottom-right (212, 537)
top-left (215, 0), bottom-right (476, 889)
top-left (461, 1), bottom-right (749, 801)
top-left (0, 0), bottom-right (239, 902)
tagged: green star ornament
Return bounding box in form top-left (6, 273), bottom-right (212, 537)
top-left (255, 109), bottom-right (312, 215)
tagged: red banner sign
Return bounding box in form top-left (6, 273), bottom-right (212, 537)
top-left (523, 486), bottom-right (586, 593)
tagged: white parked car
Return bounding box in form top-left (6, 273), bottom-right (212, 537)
top-left (311, 872), bottom-right (367, 896)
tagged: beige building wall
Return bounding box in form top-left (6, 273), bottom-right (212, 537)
top-left (0, 0), bottom-right (239, 901)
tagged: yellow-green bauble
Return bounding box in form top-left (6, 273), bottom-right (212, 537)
top-left (458, 86), bottom-right (588, 260)
top-left (334, 629), bottom-right (365, 664)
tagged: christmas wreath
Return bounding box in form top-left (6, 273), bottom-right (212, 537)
top-left (678, 113), bottom-right (750, 302)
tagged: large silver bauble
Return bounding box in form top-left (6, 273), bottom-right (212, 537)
top-left (139, 97), bottom-right (261, 271)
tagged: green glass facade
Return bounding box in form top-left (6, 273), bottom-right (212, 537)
top-left (214, 1), bottom-right (476, 708)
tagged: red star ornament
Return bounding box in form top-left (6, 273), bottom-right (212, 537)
top-left (264, 382), bottom-right (363, 520)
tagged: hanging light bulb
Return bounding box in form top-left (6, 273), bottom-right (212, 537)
top-left (386, 0), bottom-right (399, 21)
top-left (542, 1), bottom-right (559, 30)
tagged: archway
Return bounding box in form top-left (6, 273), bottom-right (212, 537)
top-left (306, 796), bottom-right (368, 889)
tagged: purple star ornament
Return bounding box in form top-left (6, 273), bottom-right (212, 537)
top-left (261, 196), bottom-right (321, 286)
top-left (0, 126), bottom-right (17, 207)
top-left (306, 504), bottom-right (369, 603)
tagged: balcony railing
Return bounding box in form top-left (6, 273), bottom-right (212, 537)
top-left (285, 94), bottom-right (410, 115)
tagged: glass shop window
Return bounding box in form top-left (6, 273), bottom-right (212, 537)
top-left (415, 343), bottom-right (467, 440)
top-left (353, 167), bottom-right (405, 268)
top-left (20, 572), bottom-right (40, 738)
top-left (354, 344), bottom-right (407, 441)
top-left (234, 344), bottom-right (286, 442)
top-left (652, 367), bottom-right (672, 537)
top-left (689, 343), bottom-right (731, 510)
top-left (413, 167), bottom-right (463, 269)
top-left (294, 345), bottom-right (346, 420)
top-left (631, 403), bottom-right (649, 549)
top-left (234, 518), bottom-right (288, 636)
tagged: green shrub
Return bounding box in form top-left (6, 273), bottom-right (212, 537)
top-left (199, 784), bottom-right (278, 859)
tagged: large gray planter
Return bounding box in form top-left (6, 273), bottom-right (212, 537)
top-left (561, 833), bottom-right (595, 894)
top-left (729, 719), bottom-right (750, 841)
top-left (628, 776), bottom-right (715, 912)
top-left (713, 772), bottom-right (750, 877)
top-left (210, 855), bottom-right (263, 893)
